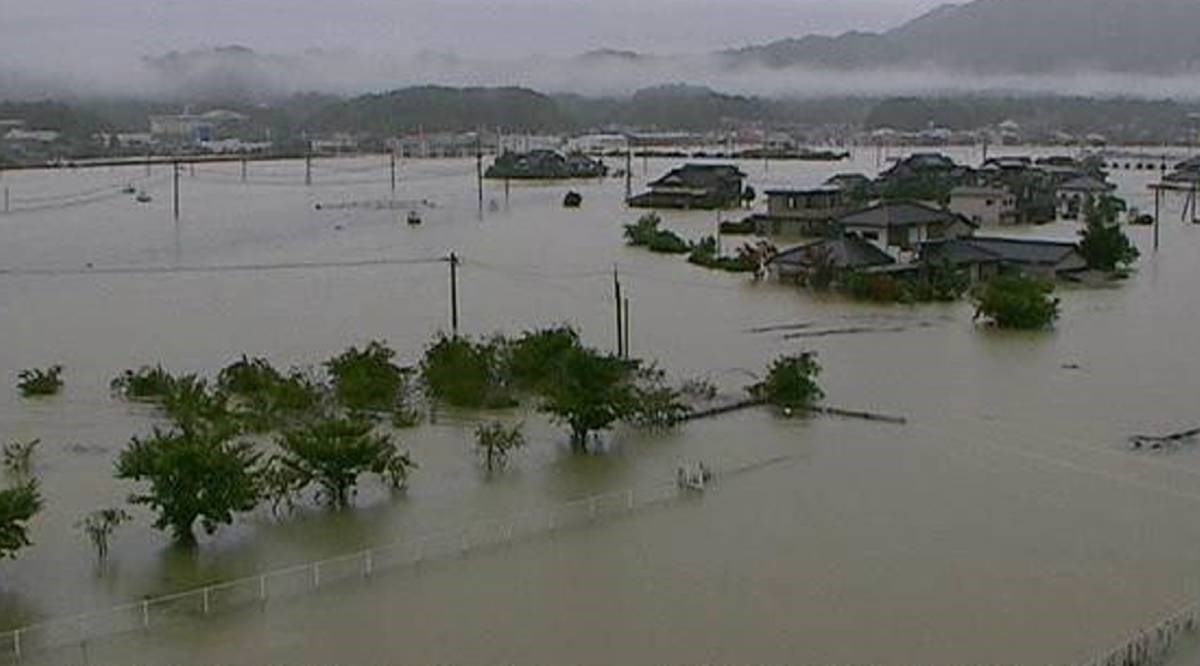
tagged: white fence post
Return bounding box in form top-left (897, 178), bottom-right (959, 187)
top-left (363, 550), bottom-right (373, 577)
top-left (589, 497), bottom-right (597, 520)
top-left (202, 587), bottom-right (210, 615)
top-left (627, 488), bottom-right (634, 511)
top-left (141, 601), bottom-right (149, 629)
top-left (12, 629), bottom-right (20, 660)
top-left (259, 575), bottom-right (267, 603)
top-left (313, 563), bottom-right (321, 589)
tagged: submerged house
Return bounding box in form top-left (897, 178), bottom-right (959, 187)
top-left (768, 236), bottom-right (894, 282)
top-left (754, 186), bottom-right (849, 236)
top-left (838, 201), bottom-right (976, 260)
top-left (628, 164), bottom-right (746, 210)
top-left (485, 150), bottom-right (608, 179)
top-left (1056, 175), bottom-right (1117, 218)
top-left (921, 236), bottom-right (1087, 281)
top-left (948, 186), bottom-right (1018, 226)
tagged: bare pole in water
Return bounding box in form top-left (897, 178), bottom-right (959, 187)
top-left (475, 133), bottom-right (483, 213)
top-left (448, 252), bottom-right (460, 337)
top-left (3, 185), bottom-right (8, 214)
top-left (1155, 156), bottom-right (1164, 252)
top-left (390, 150), bottom-right (396, 195)
top-left (625, 140), bottom-right (633, 203)
top-left (172, 160), bottom-right (180, 220)
top-left (623, 297), bottom-right (630, 359)
top-left (305, 140), bottom-right (312, 186)
top-left (241, 157), bottom-right (247, 183)
top-left (613, 265), bottom-right (623, 357)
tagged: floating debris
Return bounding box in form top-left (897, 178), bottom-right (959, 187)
top-left (1130, 426), bottom-right (1200, 451)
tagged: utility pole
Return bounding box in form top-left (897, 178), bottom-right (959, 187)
top-left (1155, 157), bottom-right (1164, 252)
top-left (449, 252), bottom-right (460, 336)
top-left (172, 161), bottom-right (180, 221)
top-left (622, 297), bottom-right (630, 359)
top-left (145, 153), bottom-right (151, 176)
top-left (305, 146), bottom-right (312, 186)
top-left (475, 134), bottom-right (484, 212)
top-left (3, 186), bottom-right (8, 214)
top-left (241, 157), bottom-right (247, 183)
top-left (390, 151), bottom-right (397, 195)
top-left (625, 144), bottom-right (633, 203)
top-left (613, 265), bottom-right (623, 357)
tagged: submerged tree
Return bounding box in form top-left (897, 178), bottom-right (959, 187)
top-left (420, 335), bottom-right (512, 408)
top-left (750, 353), bottom-right (825, 411)
top-left (272, 417), bottom-right (415, 509)
top-left (324, 342), bottom-right (406, 413)
top-left (17, 365), bottom-right (63, 397)
top-left (972, 275), bottom-right (1060, 330)
top-left (1079, 195), bottom-right (1139, 272)
top-left (474, 421), bottom-right (526, 472)
top-left (111, 365), bottom-right (177, 401)
top-left (538, 347), bottom-right (641, 451)
top-left (0, 481), bottom-right (42, 559)
top-left (218, 356), bottom-right (324, 431)
top-left (77, 508), bottom-right (132, 563)
top-left (2, 439), bottom-right (39, 477)
top-left (116, 425), bottom-right (263, 546)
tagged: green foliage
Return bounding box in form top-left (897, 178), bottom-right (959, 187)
top-left (628, 384), bottom-right (691, 429)
top-left (718, 218), bottom-right (757, 235)
top-left (159, 375), bottom-right (233, 434)
top-left (17, 365), bottom-right (63, 397)
top-left (972, 275), bottom-right (1060, 330)
top-left (624, 213), bottom-right (690, 254)
top-left (687, 236), bottom-right (758, 273)
top-left (77, 508), bottom-right (131, 563)
top-left (272, 418), bottom-right (415, 509)
top-left (474, 421), bottom-right (526, 472)
top-left (750, 354), bottom-right (825, 410)
top-left (504, 326), bottom-right (582, 393)
top-left (1079, 195), bottom-right (1139, 271)
top-left (115, 425), bottom-right (263, 545)
top-left (2, 439), bottom-right (39, 477)
top-left (842, 272), bottom-right (906, 303)
top-left (420, 335), bottom-right (513, 409)
top-left (0, 481), bottom-right (42, 559)
top-left (111, 365), bottom-right (177, 401)
top-left (538, 347), bottom-right (641, 450)
top-left (840, 263), bottom-right (968, 304)
top-left (324, 342), bottom-right (406, 412)
top-left (218, 356), bottom-right (325, 432)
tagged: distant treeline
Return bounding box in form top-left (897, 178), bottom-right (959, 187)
top-left (3, 86), bottom-right (1200, 144)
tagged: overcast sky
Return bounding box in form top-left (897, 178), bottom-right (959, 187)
top-left (2, 0), bottom-right (949, 64)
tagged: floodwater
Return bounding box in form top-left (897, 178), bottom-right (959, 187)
top-left (3, 148), bottom-right (1200, 664)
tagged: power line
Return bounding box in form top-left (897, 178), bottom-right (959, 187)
top-left (0, 256), bottom-right (447, 278)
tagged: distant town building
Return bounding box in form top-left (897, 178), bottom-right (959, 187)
top-left (485, 150), bottom-right (607, 180)
top-left (1056, 175), bottom-right (1117, 218)
top-left (921, 236), bottom-right (1087, 281)
top-left (3, 128), bottom-right (60, 143)
top-left (150, 110), bottom-right (248, 143)
top-left (566, 134), bottom-right (628, 154)
top-left (768, 236), bottom-right (895, 282)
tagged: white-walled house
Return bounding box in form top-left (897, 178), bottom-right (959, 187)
top-left (949, 186), bottom-right (1017, 226)
top-left (839, 201), bottom-right (976, 261)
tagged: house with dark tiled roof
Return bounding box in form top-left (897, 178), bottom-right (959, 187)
top-left (1056, 176), bottom-right (1117, 219)
top-left (768, 235), bottom-right (895, 282)
top-left (921, 235), bottom-right (1087, 281)
top-left (628, 163), bottom-right (746, 210)
top-left (838, 201), bottom-right (976, 259)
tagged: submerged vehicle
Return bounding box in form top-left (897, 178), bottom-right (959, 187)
top-left (563, 191), bottom-right (583, 208)
top-left (406, 210), bottom-right (422, 225)
top-left (134, 190), bottom-right (152, 203)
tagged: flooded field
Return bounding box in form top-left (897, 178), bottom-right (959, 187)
top-left (4, 148), bottom-right (1200, 664)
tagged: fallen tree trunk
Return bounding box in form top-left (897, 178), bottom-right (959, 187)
top-left (680, 398), bottom-right (907, 426)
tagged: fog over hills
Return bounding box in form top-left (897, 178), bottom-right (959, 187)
top-left (2, 0), bottom-right (1199, 101)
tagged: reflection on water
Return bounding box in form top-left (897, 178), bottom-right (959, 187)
top-left (4, 149), bottom-right (1200, 663)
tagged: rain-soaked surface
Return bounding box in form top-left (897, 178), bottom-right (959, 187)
top-left (3, 148), bottom-right (1200, 664)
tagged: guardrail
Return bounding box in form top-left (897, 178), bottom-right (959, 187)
top-left (0, 483), bottom-right (682, 661)
top-left (1080, 601), bottom-right (1200, 666)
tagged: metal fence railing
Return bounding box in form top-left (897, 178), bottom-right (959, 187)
top-left (0, 482), bottom-right (683, 661)
top-left (1079, 600), bottom-right (1200, 666)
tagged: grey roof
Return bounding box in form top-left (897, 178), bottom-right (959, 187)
top-left (764, 185), bottom-right (842, 196)
top-left (838, 201), bottom-right (971, 229)
top-left (770, 236), bottom-right (895, 271)
top-left (951, 186), bottom-right (1011, 198)
top-left (651, 163), bottom-right (746, 188)
top-left (923, 236), bottom-right (1084, 269)
top-left (1058, 176), bottom-right (1116, 193)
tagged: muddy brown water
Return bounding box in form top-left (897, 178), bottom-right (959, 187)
top-left (3, 149), bottom-right (1200, 664)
